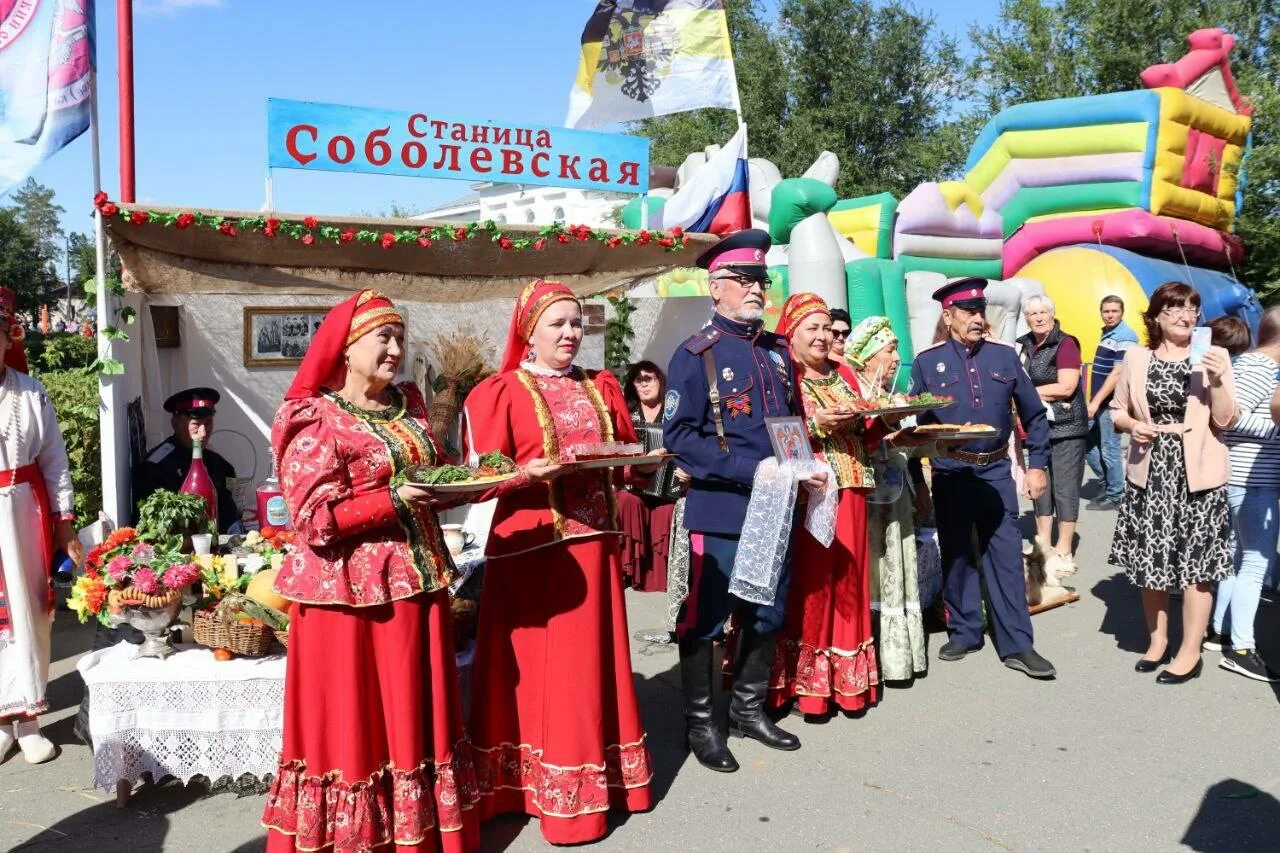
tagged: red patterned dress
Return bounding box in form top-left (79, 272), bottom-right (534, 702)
top-left (462, 365), bottom-right (653, 845)
top-left (263, 382), bottom-right (480, 853)
top-left (769, 362), bottom-right (882, 715)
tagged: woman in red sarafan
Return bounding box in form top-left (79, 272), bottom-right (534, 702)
top-left (461, 279), bottom-right (657, 845)
top-left (262, 290), bottom-right (481, 853)
top-left (768, 293), bottom-right (884, 717)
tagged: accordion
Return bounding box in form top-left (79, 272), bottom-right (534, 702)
top-left (635, 424), bottom-right (682, 501)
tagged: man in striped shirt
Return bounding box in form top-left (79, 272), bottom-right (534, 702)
top-left (1085, 295), bottom-right (1139, 510)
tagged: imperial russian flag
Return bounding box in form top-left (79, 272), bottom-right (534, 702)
top-left (659, 124), bottom-right (749, 236)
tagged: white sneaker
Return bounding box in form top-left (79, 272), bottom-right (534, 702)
top-left (14, 718), bottom-right (56, 764)
top-left (0, 721), bottom-right (14, 762)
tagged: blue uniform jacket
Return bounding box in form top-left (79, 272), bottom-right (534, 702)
top-left (663, 312), bottom-right (798, 533)
top-left (909, 336), bottom-right (1050, 479)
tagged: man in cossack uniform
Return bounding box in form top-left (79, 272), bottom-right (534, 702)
top-left (663, 229), bottom-right (826, 773)
top-left (131, 387), bottom-right (239, 533)
top-left (909, 278), bottom-right (1057, 679)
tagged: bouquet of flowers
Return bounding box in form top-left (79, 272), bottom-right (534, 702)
top-left (68, 527), bottom-right (202, 626)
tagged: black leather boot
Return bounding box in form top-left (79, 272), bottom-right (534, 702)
top-left (728, 630), bottom-right (800, 751)
top-left (678, 638), bottom-right (738, 772)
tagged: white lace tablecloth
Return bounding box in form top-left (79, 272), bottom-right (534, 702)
top-left (77, 641), bottom-right (286, 790)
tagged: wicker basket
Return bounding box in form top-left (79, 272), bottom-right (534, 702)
top-left (273, 629), bottom-right (289, 649)
top-left (193, 609), bottom-right (275, 657)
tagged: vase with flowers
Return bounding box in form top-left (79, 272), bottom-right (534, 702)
top-left (68, 527), bottom-right (202, 658)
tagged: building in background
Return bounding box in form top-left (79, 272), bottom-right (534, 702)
top-left (416, 181), bottom-right (627, 227)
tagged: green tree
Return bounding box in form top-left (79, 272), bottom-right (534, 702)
top-left (635, 0), bottom-right (968, 198)
top-left (0, 207), bottom-right (49, 320)
top-left (67, 230), bottom-right (122, 285)
top-left (9, 176), bottom-right (64, 266)
top-left (968, 0), bottom-right (1280, 300)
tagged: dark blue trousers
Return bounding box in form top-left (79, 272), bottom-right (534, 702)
top-left (932, 470), bottom-right (1034, 656)
top-left (678, 531), bottom-right (792, 641)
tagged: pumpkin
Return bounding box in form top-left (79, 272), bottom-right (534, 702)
top-left (246, 568), bottom-right (292, 615)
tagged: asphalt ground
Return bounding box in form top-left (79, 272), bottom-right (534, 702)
top-left (3, 478), bottom-right (1279, 852)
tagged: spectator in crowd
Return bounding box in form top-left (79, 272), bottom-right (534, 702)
top-left (1085, 296), bottom-right (1139, 510)
top-left (1109, 282), bottom-right (1236, 684)
top-left (829, 307), bottom-right (852, 359)
top-left (1017, 295), bottom-right (1088, 576)
top-left (616, 360), bottom-right (679, 592)
top-left (1209, 308), bottom-right (1280, 682)
top-left (1208, 315), bottom-right (1251, 360)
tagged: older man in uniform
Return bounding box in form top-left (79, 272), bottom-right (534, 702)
top-left (132, 387), bottom-right (240, 533)
top-left (909, 278), bottom-right (1057, 679)
top-left (664, 229), bottom-right (826, 773)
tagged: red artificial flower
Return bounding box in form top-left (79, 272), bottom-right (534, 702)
top-left (218, 222), bottom-right (238, 236)
top-left (534, 237), bottom-right (546, 251)
top-left (303, 216), bottom-right (318, 229)
top-left (339, 229), bottom-right (356, 244)
top-left (418, 236), bottom-right (432, 247)
top-left (606, 237), bottom-right (622, 248)
top-left (263, 226), bottom-right (277, 238)
top-left (129, 211), bottom-right (148, 226)
top-left (453, 226), bottom-right (469, 241)
top-left (301, 233), bottom-right (315, 246)
top-left (658, 237), bottom-right (675, 248)
top-left (556, 233), bottom-right (571, 244)
top-left (670, 226), bottom-right (684, 238)
top-left (637, 230), bottom-right (651, 245)
top-left (94, 191), bottom-right (108, 209)
top-left (380, 232), bottom-right (396, 249)
top-left (498, 236), bottom-right (513, 250)
top-left (175, 212), bottom-right (195, 229)
top-left (100, 202), bottom-right (119, 218)
top-left (575, 228), bottom-right (591, 241)
top-left (266, 217), bottom-right (281, 231)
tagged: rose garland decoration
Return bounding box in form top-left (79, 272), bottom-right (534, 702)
top-left (94, 193), bottom-right (687, 253)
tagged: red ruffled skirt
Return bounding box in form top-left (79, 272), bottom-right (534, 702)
top-left (263, 590), bottom-right (480, 853)
top-left (616, 490), bottom-right (674, 593)
top-left (769, 488), bottom-right (880, 716)
top-left (470, 536), bottom-right (653, 845)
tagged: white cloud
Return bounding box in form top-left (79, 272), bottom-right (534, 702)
top-left (135, 0), bottom-right (224, 17)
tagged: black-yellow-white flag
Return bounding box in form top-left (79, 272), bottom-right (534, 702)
top-left (566, 1), bottom-right (740, 129)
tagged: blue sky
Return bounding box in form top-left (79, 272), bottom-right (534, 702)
top-left (14, 0), bottom-right (1000, 235)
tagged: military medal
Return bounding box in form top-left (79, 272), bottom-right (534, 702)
top-left (936, 362), bottom-right (946, 373)
top-left (722, 367), bottom-right (735, 381)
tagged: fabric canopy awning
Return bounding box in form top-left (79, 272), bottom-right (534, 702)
top-left (106, 205), bottom-right (715, 302)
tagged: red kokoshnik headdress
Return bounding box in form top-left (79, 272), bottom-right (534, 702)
top-left (499, 279), bottom-right (579, 373)
top-left (774, 292), bottom-right (830, 341)
top-left (283, 289), bottom-right (405, 400)
top-left (0, 286), bottom-right (29, 373)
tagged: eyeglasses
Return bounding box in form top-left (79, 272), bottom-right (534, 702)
top-left (831, 328), bottom-right (850, 340)
top-left (1161, 306), bottom-right (1202, 320)
top-left (718, 273), bottom-right (772, 292)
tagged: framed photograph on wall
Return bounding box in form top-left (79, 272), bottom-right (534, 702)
top-left (243, 306), bottom-right (331, 367)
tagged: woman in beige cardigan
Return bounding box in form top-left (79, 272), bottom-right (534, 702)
top-left (1108, 282), bottom-right (1236, 684)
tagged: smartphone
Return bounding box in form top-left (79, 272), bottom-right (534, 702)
top-left (1189, 327), bottom-right (1211, 366)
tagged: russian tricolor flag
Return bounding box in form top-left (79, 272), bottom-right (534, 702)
top-left (659, 125), bottom-right (750, 237)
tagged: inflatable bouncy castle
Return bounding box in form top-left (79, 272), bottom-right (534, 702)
top-left (627, 28), bottom-right (1260, 383)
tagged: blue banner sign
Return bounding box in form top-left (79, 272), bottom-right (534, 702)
top-left (267, 98), bottom-right (649, 194)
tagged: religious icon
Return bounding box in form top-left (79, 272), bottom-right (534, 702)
top-left (764, 416), bottom-right (814, 464)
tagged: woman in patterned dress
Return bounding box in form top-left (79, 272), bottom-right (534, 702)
top-left (768, 293), bottom-right (884, 716)
top-left (461, 280), bottom-right (659, 845)
top-left (262, 290), bottom-right (480, 852)
top-left (846, 316), bottom-right (928, 683)
top-left (1109, 282), bottom-right (1237, 684)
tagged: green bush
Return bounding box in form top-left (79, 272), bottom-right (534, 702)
top-left (35, 369), bottom-right (102, 525)
top-left (24, 331), bottom-right (97, 373)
